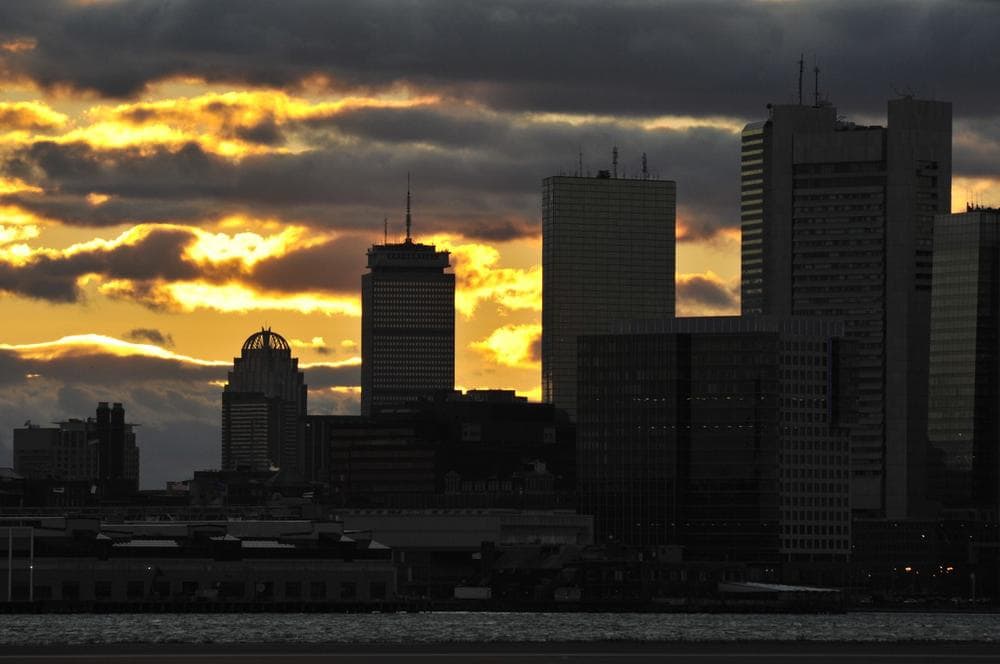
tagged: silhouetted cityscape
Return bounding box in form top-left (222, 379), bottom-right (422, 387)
top-left (2, 79), bottom-right (999, 621)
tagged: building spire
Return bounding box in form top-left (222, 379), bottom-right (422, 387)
top-left (405, 172), bottom-right (412, 242)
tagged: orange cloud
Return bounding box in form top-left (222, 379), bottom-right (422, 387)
top-left (0, 37), bottom-right (37, 54)
top-left (675, 270), bottom-right (740, 316)
top-left (98, 279), bottom-right (361, 317)
top-left (0, 100), bottom-right (68, 131)
top-left (184, 220), bottom-right (334, 269)
top-left (0, 332), bottom-right (359, 369)
top-left (470, 323), bottom-right (542, 370)
top-left (0, 333), bottom-right (229, 366)
top-left (53, 89), bottom-right (442, 157)
top-left (425, 234), bottom-right (541, 318)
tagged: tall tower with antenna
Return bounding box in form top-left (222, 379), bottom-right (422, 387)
top-left (405, 172), bottom-right (412, 242)
top-left (361, 177), bottom-right (455, 416)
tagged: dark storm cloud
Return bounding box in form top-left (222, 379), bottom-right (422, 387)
top-left (1, 1), bottom-right (998, 117)
top-left (124, 328), bottom-right (176, 347)
top-left (0, 226), bottom-right (203, 302)
top-left (5, 107), bottom-right (741, 239)
top-left (249, 236), bottom-right (371, 294)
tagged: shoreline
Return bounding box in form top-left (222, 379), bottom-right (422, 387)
top-left (2, 640), bottom-right (1000, 656)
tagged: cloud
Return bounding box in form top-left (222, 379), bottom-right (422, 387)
top-left (1, 1), bottom-right (998, 119)
top-left (470, 323), bottom-right (542, 370)
top-left (0, 101), bottom-right (67, 131)
top-left (123, 327), bottom-right (175, 347)
top-left (420, 234), bottom-right (540, 317)
top-left (676, 271), bottom-right (740, 316)
top-left (0, 332), bottom-right (362, 486)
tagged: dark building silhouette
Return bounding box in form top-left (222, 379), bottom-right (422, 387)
top-left (927, 208), bottom-right (1000, 515)
top-left (361, 183), bottom-right (454, 416)
top-left (12, 403), bottom-right (139, 496)
top-left (577, 317), bottom-right (854, 569)
top-left (740, 98), bottom-right (952, 518)
top-left (222, 328), bottom-right (306, 473)
top-left (303, 391), bottom-right (574, 508)
top-left (541, 171), bottom-right (676, 421)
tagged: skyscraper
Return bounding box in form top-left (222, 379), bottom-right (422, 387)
top-left (361, 183), bottom-right (455, 416)
top-left (542, 172), bottom-right (676, 420)
top-left (927, 207), bottom-right (1000, 513)
top-left (577, 317), bottom-right (854, 571)
top-left (740, 97), bottom-right (951, 517)
top-left (222, 328), bottom-right (307, 472)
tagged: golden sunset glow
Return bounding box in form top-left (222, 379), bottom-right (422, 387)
top-left (0, 100), bottom-right (68, 130)
top-left (184, 223), bottom-right (332, 268)
top-left (0, 333), bottom-right (229, 366)
top-left (953, 177), bottom-right (1000, 211)
top-left (470, 323), bottom-right (542, 370)
top-left (427, 234), bottom-right (542, 318)
top-left (111, 280), bottom-right (362, 317)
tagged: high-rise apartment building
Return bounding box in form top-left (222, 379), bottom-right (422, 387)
top-left (13, 403), bottom-right (139, 492)
top-left (542, 173), bottom-right (676, 421)
top-left (741, 98), bottom-right (951, 517)
top-left (577, 317), bottom-right (854, 569)
top-left (927, 208), bottom-right (1000, 514)
top-left (222, 328), bottom-right (307, 472)
top-left (361, 187), bottom-right (454, 416)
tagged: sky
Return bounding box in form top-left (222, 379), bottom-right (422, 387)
top-left (0, 0), bottom-right (998, 488)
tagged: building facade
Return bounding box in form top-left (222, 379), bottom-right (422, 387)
top-left (927, 208), bottom-right (1000, 514)
top-left (304, 390), bottom-right (574, 509)
top-left (577, 317), bottom-right (854, 566)
top-left (361, 191), bottom-right (454, 416)
top-left (221, 328), bottom-right (307, 473)
top-left (12, 403), bottom-right (139, 493)
top-left (542, 173), bottom-right (676, 421)
top-left (740, 98), bottom-right (951, 517)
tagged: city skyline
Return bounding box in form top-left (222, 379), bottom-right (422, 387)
top-left (0, 1), bottom-right (998, 489)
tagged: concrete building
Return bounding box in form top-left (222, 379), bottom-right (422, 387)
top-left (361, 185), bottom-right (454, 416)
top-left (222, 328), bottom-right (306, 473)
top-left (337, 509), bottom-right (593, 598)
top-left (0, 517), bottom-right (395, 604)
top-left (303, 390), bottom-right (575, 509)
top-left (927, 208), bottom-right (1000, 515)
top-left (12, 404), bottom-right (139, 494)
top-left (577, 317), bottom-right (854, 571)
top-left (740, 97), bottom-right (952, 517)
top-left (541, 172), bottom-right (676, 421)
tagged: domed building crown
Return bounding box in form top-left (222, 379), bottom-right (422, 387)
top-left (242, 327), bottom-right (291, 352)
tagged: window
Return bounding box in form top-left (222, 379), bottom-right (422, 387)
top-left (309, 581), bottom-right (326, 600)
top-left (61, 581), bottom-right (80, 601)
top-left (94, 580), bottom-right (112, 600)
top-left (370, 581), bottom-right (386, 600)
top-left (340, 581), bottom-right (357, 600)
top-left (285, 581), bottom-right (302, 599)
top-left (127, 580), bottom-right (144, 599)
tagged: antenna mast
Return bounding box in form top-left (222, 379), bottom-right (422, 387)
top-left (405, 173), bottom-right (412, 242)
top-left (578, 147), bottom-right (583, 177)
top-left (383, 216), bottom-right (388, 244)
top-left (798, 54), bottom-right (804, 105)
top-left (814, 61), bottom-right (820, 106)
top-left (612, 146), bottom-right (618, 178)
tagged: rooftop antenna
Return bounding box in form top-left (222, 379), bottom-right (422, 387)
top-left (578, 147), bottom-right (583, 177)
top-left (798, 53), bottom-right (804, 105)
top-left (642, 152), bottom-right (648, 179)
top-left (405, 172), bottom-right (412, 242)
top-left (612, 146), bottom-right (618, 178)
top-left (813, 58), bottom-right (820, 106)
top-left (383, 216), bottom-right (388, 244)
